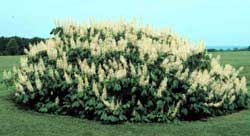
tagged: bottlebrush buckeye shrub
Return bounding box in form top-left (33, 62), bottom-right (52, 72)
top-left (3, 19), bottom-right (250, 123)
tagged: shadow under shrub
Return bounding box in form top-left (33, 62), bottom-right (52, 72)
top-left (3, 19), bottom-right (250, 123)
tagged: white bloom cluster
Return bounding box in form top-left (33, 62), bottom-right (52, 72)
top-left (56, 53), bottom-right (68, 70)
top-left (92, 81), bottom-right (100, 97)
top-left (26, 80), bottom-right (34, 92)
top-left (129, 62), bottom-right (136, 76)
top-left (101, 84), bottom-right (121, 110)
top-left (186, 57), bottom-right (248, 108)
top-left (157, 77), bottom-right (168, 97)
top-left (35, 77), bottom-right (42, 90)
top-left (3, 70), bottom-right (12, 81)
top-left (20, 57), bottom-right (28, 67)
top-left (47, 48), bottom-right (58, 60)
top-left (18, 72), bottom-right (28, 84)
top-left (102, 97), bottom-right (121, 110)
top-left (15, 82), bottom-right (24, 94)
top-left (139, 64), bottom-right (149, 86)
top-left (64, 72), bottom-right (72, 84)
top-left (98, 65), bottom-right (106, 82)
top-left (75, 74), bottom-right (84, 92)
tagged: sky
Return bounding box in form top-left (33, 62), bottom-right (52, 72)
top-left (0, 0), bottom-right (250, 47)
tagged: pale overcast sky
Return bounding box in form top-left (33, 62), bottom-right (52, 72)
top-left (0, 0), bottom-right (250, 47)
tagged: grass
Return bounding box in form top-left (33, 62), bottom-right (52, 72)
top-left (0, 52), bottom-right (250, 136)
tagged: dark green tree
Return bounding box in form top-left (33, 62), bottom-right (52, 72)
top-left (5, 38), bottom-right (19, 55)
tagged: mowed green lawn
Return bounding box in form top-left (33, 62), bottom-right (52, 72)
top-left (0, 52), bottom-right (250, 136)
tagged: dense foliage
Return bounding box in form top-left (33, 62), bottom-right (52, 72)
top-left (3, 20), bottom-right (250, 123)
top-left (0, 36), bottom-right (44, 55)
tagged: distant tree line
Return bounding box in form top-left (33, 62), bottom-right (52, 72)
top-left (0, 36), bottom-right (45, 55)
top-left (207, 46), bottom-right (250, 52)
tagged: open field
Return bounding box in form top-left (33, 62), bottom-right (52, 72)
top-left (0, 51), bottom-right (250, 136)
